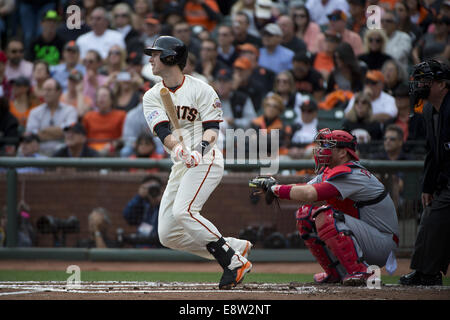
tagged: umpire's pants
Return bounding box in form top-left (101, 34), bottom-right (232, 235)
top-left (410, 184), bottom-right (450, 275)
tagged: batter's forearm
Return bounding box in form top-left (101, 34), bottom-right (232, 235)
top-left (163, 134), bottom-right (182, 151)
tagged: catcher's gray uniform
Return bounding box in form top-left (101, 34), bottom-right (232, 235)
top-left (308, 161), bottom-right (399, 268)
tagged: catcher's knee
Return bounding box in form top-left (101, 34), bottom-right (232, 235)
top-left (314, 206), bottom-right (345, 241)
top-left (296, 205), bottom-right (316, 235)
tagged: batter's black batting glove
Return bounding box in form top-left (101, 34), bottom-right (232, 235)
top-left (249, 176), bottom-right (278, 205)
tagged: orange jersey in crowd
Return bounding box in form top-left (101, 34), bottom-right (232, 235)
top-left (82, 109), bottom-right (126, 151)
top-left (184, 0), bottom-right (220, 32)
top-left (9, 101), bottom-right (39, 127)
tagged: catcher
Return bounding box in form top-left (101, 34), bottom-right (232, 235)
top-left (250, 128), bottom-right (399, 285)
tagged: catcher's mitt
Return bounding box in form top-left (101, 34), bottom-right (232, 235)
top-left (249, 176), bottom-right (278, 205)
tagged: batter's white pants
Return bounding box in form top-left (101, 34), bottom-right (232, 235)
top-left (157, 149), bottom-right (248, 260)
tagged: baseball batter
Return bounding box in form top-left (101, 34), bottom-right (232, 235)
top-left (142, 36), bottom-right (252, 289)
top-left (251, 129), bottom-right (399, 286)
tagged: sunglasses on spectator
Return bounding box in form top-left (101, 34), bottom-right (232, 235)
top-left (384, 136), bottom-right (398, 141)
top-left (325, 36), bottom-right (340, 43)
top-left (266, 103), bottom-right (280, 109)
top-left (83, 59), bottom-right (95, 64)
top-left (10, 49), bottom-right (24, 54)
top-left (355, 99), bottom-right (370, 104)
top-left (114, 13), bottom-right (128, 18)
top-left (301, 108), bottom-right (315, 113)
top-left (293, 13), bottom-right (307, 18)
top-left (382, 18), bottom-right (395, 24)
top-left (109, 50), bottom-right (121, 55)
top-left (365, 79), bottom-right (378, 85)
top-left (369, 37), bottom-right (382, 43)
top-left (276, 78), bottom-right (289, 83)
top-left (328, 15), bottom-right (341, 21)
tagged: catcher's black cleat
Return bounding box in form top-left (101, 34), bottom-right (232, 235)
top-left (399, 270), bottom-right (442, 286)
top-left (219, 261), bottom-right (252, 290)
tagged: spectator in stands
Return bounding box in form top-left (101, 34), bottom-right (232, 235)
top-left (26, 10), bottom-right (65, 66)
top-left (347, 0), bottom-right (367, 36)
top-left (232, 56), bottom-right (267, 113)
top-left (385, 82), bottom-right (426, 142)
top-left (5, 38), bottom-right (33, 81)
top-left (120, 100), bottom-right (165, 158)
top-left (406, 0), bottom-right (434, 33)
top-left (18, 0), bottom-right (56, 52)
top-left (53, 122), bottom-right (99, 158)
top-left (213, 67), bottom-right (256, 130)
top-left (8, 77), bottom-right (40, 128)
top-left (82, 86), bottom-right (126, 155)
top-left (132, 0), bottom-right (155, 34)
top-left (31, 60), bottom-right (51, 103)
top-left (394, 0), bottom-right (422, 47)
top-left (50, 41), bottom-right (86, 93)
top-left (82, 49), bottom-right (108, 103)
top-left (327, 42), bottom-right (364, 94)
top-left (196, 38), bottom-right (229, 83)
top-left (258, 23), bottom-right (294, 74)
top-left (216, 24), bottom-right (239, 68)
top-left (102, 45), bottom-right (128, 79)
top-left (412, 14), bottom-right (450, 65)
top-left (0, 96), bottom-right (19, 156)
top-left (172, 20), bottom-right (201, 58)
top-left (76, 7), bottom-right (126, 60)
top-left (251, 93), bottom-right (290, 154)
top-left (316, 9), bottom-right (364, 56)
top-left (230, 0), bottom-right (260, 38)
top-left (183, 52), bottom-right (208, 83)
top-left (268, 70), bottom-right (307, 126)
top-left (128, 132), bottom-right (164, 173)
top-left (382, 10), bottom-right (412, 75)
top-left (381, 59), bottom-right (408, 96)
top-left (140, 14), bottom-right (162, 50)
top-left (16, 133), bottom-right (46, 174)
top-left (123, 175), bottom-right (162, 247)
top-left (253, 0), bottom-right (274, 31)
top-left (276, 15), bottom-right (307, 54)
top-left (289, 98), bottom-right (319, 147)
top-left (231, 11), bottom-right (262, 48)
top-left (25, 78), bottom-right (77, 156)
top-left (342, 91), bottom-right (384, 141)
top-left (181, 0), bottom-right (221, 32)
top-left (313, 29), bottom-right (342, 81)
top-left (305, 0), bottom-right (350, 27)
top-left (236, 43), bottom-right (276, 103)
top-left (344, 70), bottom-right (398, 122)
top-left (0, 51), bottom-right (10, 99)
top-left (80, 207), bottom-right (116, 248)
top-left (115, 71), bottom-right (141, 112)
top-left (290, 4), bottom-right (322, 53)
top-left (291, 51), bottom-right (325, 103)
top-left (60, 69), bottom-right (94, 119)
top-left (112, 2), bottom-right (143, 54)
top-left (358, 29), bottom-right (393, 71)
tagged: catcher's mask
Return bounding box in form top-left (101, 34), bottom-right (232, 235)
top-left (313, 128), bottom-right (359, 172)
top-left (409, 59), bottom-right (450, 105)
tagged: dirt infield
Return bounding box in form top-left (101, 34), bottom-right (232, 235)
top-left (0, 259), bottom-right (449, 300)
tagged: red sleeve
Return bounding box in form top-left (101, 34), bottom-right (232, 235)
top-left (312, 182), bottom-right (341, 201)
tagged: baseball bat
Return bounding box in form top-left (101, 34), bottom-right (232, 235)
top-left (159, 87), bottom-right (187, 151)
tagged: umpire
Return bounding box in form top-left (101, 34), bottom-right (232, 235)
top-left (400, 59), bottom-right (450, 286)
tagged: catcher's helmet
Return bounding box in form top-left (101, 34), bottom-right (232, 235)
top-left (313, 128), bottom-right (359, 171)
top-left (144, 36), bottom-right (188, 70)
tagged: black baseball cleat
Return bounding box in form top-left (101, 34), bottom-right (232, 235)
top-left (219, 261), bottom-right (252, 290)
top-left (399, 270), bottom-right (442, 286)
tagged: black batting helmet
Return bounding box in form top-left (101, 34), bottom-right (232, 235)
top-left (144, 36), bottom-right (188, 70)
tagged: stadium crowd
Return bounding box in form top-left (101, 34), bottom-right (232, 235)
top-left (0, 0), bottom-right (448, 164)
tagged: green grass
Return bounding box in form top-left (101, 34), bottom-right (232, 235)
top-left (2, 270), bottom-right (448, 285)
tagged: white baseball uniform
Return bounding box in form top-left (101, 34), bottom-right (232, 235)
top-left (142, 75), bottom-right (248, 259)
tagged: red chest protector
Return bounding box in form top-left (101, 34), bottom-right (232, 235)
top-left (322, 162), bottom-right (360, 219)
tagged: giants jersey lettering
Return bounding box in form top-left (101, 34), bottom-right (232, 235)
top-left (143, 75), bottom-right (223, 150)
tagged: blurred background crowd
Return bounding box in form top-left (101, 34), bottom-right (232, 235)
top-left (0, 0), bottom-right (449, 166)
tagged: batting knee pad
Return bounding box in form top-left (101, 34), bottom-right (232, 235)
top-left (315, 208), bottom-right (367, 275)
top-left (296, 205), bottom-right (340, 279)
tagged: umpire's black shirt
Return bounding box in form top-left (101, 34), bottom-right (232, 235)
top-left (422, 91), bottom-right (450, 194)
